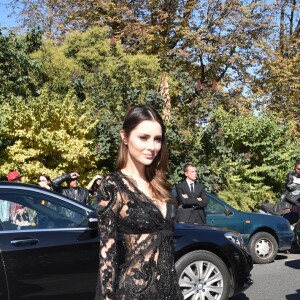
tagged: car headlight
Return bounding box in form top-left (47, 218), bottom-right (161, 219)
top-left (225, 232), bottom-right (244, 249)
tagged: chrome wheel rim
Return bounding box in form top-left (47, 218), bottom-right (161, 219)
top-left (179, 260), bottom-right (224, 300)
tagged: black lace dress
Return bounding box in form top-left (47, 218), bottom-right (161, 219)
top-left (95, 171), bottom-right (183, 300)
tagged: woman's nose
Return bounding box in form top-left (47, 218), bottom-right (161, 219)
top-left (147, 139), bottom-right (155, 150)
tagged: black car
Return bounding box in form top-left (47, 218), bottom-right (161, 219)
top-left (0, 182), bottom-right (252, 299)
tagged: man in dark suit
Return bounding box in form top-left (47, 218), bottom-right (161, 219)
top-left (176, 163), bottom-right (208, 224)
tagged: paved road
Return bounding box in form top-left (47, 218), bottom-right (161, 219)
top-left (230, 252), bottom-right (300, 300)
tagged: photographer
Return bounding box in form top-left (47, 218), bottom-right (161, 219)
top-left (284, 161), bottom-right (300, 206)
top-left (52, 172), bottom-right (90, 205)
top-left (281, 160), bottom-right (300, 224)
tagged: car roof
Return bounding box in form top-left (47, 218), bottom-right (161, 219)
top-left (0, 180), bottom-right (44, 188)
top-left (0, 181), bottom-right (60, 195)
top-left (0, 181), bottom-right (93, 209)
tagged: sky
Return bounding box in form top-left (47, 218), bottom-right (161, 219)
top-left (0, 0), bottom-right (18, 29)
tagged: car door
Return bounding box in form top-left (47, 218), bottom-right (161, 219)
top-left (0, 221), bottom-right (9, 300)
top-left (206, 194), bottom-right (244, 233)
top-left (0, 188), bottom-right (99, 300)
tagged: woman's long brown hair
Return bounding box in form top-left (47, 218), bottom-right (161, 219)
top-left (116, 105), bottom-right (174, 203)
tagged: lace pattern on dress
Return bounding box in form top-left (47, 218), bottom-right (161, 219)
top-left (95, 171), bottom-right (183, 300)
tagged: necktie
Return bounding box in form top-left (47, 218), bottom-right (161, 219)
top-left (190, 183), bottom-right (194, 193)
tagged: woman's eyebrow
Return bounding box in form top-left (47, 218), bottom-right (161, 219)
top-left (139, 133), bottom-right (162, 137)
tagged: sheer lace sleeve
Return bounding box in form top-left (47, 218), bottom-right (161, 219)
top-left (96, 177), bottom-right (120, 300)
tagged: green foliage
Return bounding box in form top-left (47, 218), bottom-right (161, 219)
top-left (0, 28), bottom-right (45, 99)
top-left (202, 108), bottom-right (300, 209)
top-left (166, 67), bottom-right (246, 185)
top-left (217, 162), bottom-right (277, 212)
top-left (59, 28), bottom-right (163, 169)
top-left (1, 20), bottom-right (300, 212)
top-left (218, 177), bottom-right (276, 212)
top-left (0, 90), bottom-right (99, 183)
top-left (32, 40), bottom-right (78, 95)
top-left (64, 27), bottom-right (113, 69)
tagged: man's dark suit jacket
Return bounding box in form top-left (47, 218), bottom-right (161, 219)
top-left (176, 180), bottom-right (208, 224)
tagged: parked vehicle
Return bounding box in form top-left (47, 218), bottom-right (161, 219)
top-left (206, 192), bottom-right (294, 264)
top-left (173, 188), bottom-right (294, 264)
top-left (0, 182), bottom-right (253, 300)
top-left (174, 223), bottom-right (253, 299)
top-left (295, 219), bottom-right (300, 250)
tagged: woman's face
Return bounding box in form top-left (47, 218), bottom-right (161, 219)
top-left (122, 120), bottom-right (162, 168)
top-left (39, 176), bottom-right (49, 186)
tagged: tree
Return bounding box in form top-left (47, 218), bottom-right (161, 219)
top-left (0, 28), bottom-right (44, 100)
top-left (2, 12), bottom-right (300, 212)
top-left (253, 52), bottom-right (300, 124)
top-left (7, 0), bottom-right (70, 39)
top-left (202, 108), bottom-right (300, 210)
top-left (0, 90), bottom-right (99, 183)
top-left (252, 1), bottom-right (300, 124)
top-left (7, 1), bottom-right (274, 99)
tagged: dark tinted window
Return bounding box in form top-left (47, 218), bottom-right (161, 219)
top-left (0, 189), bottom-right (88, 230)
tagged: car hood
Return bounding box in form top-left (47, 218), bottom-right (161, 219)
top-left (236, 210), bottom-right (289, 223)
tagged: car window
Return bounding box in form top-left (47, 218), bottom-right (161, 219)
top-left (206, 195), bottom-right (226, 213)
top-left (0, 189), bottom-right (88, 230)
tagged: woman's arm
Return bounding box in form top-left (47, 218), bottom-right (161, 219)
top-left (96, 178), bottom-right (119, 300)
top-left (52, 173), bottom-right (71, 193)
top-left (87, 174), bottom-right (102, 191)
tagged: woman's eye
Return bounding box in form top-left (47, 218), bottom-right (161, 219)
top-left (155, 137), bottom-right (162, 142)
top-left (139, 136), bottom-right (147, 140)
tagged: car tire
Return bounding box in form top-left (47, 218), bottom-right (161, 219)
top-left (248, 232), bottom-right (278, 264)
top-left (175, 250), bottom-right (230, 300)
top-left (292, 221), bottom-right (300, 251)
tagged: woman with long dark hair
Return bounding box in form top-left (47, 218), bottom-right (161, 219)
top-left (38, 174), bottom-right (53, 190)
top-left (95, 105), bottom-right (183, 299)
top-left (86, 174), bottom-right (103, 198)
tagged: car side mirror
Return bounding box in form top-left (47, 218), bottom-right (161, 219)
top-left (88, 211), bottom-right (98, 229)
top-left (225, 208), bottom-right (233, 216)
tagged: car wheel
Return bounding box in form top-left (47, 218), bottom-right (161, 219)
top-left (248, 232), bottom-right (278, 264)
top-left (175, 250), bottom-right (230, 300)
top-left (291, 222), bottom-right (300, 251)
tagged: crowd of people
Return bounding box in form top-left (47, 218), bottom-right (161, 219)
top-left (6, 170), bottom-right (103, 205)
top-left (5, 169), bottom-right (103, 226)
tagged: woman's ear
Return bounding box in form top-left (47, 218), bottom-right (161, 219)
top-left (120, 129), bottom-right (128, 145)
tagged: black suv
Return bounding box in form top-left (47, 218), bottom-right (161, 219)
top-left (0, 182), bottom-right (252, 299)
